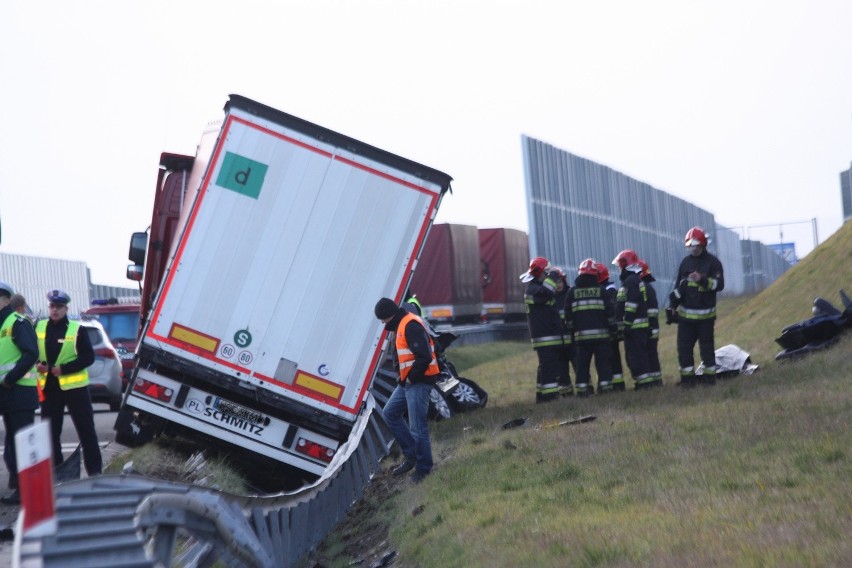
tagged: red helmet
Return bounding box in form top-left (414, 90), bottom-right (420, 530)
top-left (578, 258), bottom-right (598, 276)
top-left (529, 257), bottom-right (548, 277)
top-left (552, 266), bottom-right (566, 280)
top-left (684, 226), bottom-right (708, 247)
top-left (593, 262), bottom-right (610, 283)
top-left (638, 259), bottom-right (651, 278)
top-left (612, 249), bottom-right (641, 271)
top-left (520, 256), bottom-right (549, 282)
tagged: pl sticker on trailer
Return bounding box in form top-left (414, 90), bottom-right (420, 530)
top-left (216, 152), bottom-right (268, 199)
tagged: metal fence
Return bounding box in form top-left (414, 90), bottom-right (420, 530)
top-left (521, 136), bottom-right (788, 298)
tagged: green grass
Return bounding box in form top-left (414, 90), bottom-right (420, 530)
top-left (104, 437), bottom-right (249, 494)
top-left (305, 222), bottom-right (852, 567)
top-left (384, 335), bottom-right (851, 567)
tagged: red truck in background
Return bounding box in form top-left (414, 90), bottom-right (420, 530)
top-left (82, 298), bottom-right (141, 390)
top-left (408, 223), bottom-right (483, 325)
top-left (478, 228), bottom-right (529, 322)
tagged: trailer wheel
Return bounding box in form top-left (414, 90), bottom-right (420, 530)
top-left (113, 406), bottom-right (161, 447)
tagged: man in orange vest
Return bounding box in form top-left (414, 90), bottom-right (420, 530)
top-left (375, 297), bottom-right (440, 484)
top-left (35, 289), bottom-right (101, 477)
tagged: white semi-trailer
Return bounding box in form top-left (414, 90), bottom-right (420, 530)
top-left (115, 95), bottom-right (452, 480)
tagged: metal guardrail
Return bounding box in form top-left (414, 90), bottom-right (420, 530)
top-left (15, 323), bottom-right (520, 567)
top-left (440, 321), bottom-right (528, 346)
top-left (17, 399), bottom-right (393, 568)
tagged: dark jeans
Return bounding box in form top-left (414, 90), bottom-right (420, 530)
top-left (41, 382), bottom-right (102, 475)
top-left (382, 381), bottom-right (433, 474)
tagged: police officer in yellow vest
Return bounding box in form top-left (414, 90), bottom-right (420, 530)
top-left (35, 289), bottom-right (102, 476)
top-left (0, 281), bottom-right (39, 504)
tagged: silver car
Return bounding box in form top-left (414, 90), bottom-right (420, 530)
top-left (79, 320), bottom-right (123, 411)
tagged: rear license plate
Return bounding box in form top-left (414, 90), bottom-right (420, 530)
top-left (213, 398), bottom-right (266, 425)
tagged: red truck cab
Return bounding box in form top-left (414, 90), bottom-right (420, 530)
top-left (82, 299), bottom-right (141, 390)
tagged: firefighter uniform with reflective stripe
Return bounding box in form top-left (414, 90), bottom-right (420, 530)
top-left (601, 279), bottom-right (626, 391)
top-left (642, 272), bottom-right (663, 386)
top-left (616, 270), bottom-right (652, 387)
top-left (525, 270), bottom-right (569, 402)
top-left (554, 275), bottom-right (574, 397)
top-left (669, 249), bottom-right (725, 385)
top-left (565, 273), bottom-right (614, 394)
top-left (36, 317), bottom-right (102, 475)
top-left (0, 307), bottom-right (39, 489)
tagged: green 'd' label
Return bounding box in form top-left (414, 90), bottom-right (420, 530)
top-left (216, 152), bottom-right (268, 199)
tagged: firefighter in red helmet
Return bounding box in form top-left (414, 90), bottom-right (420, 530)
top-left (520, 257), bottom-right (571, 403)
top-left (564, 259), bottom-right (614, 396)
top-left (667, 227), bottom-right (725, 387)
top-left (551, 267), bottom-right (575, 397)
top-left (638, 259), bottom-right (663, 387)
top-left (612, 250), bottom-right (653, 389)
top-left (595, 261), bottom-right (626, 391)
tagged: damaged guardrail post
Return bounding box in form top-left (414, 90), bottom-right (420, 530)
top-left (15, 421), bottom-right (58, 537)
top-left (136, 492), bottom-right (275, 568)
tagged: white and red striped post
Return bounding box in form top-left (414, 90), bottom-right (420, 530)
top-left (14, 421), bottom-right (57, 537)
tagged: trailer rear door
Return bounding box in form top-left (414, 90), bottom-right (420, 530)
top-left (143, 97), bottom-right (450, 422)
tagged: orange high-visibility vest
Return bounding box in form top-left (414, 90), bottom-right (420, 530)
top-left (395, 313), bottom-right (439, 382)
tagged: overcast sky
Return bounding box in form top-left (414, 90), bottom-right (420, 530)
top-left (2, 0), bottom-right (850, 287)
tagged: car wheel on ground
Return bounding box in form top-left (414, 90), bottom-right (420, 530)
top-left (428, 386), bottom-right (453, 421)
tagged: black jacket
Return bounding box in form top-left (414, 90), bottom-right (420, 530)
top-left (565, 274), bottom-right (614, 341)
top-left (669, 249), bottom-right (725, 319)
top-left (524, 270), bottom-right (565, 347)
top-left (616, 270), bottom-right (649, 329)
top-left (641, 274), bottom-right (660, 334)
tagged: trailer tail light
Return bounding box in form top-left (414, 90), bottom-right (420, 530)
top-left (132, 378), bottom-right (175, 403)
top-left (295, 438), bottom-right (335, 463)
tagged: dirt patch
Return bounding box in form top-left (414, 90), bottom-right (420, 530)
top-left (299, 466), bottom-right (408, 568)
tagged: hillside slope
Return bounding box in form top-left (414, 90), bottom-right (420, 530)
top-left (302, 222), bottom-right (852, 568)
top-left (715, 220), bottom-right (852, 364)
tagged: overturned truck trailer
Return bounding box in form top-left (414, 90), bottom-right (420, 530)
top-left (115, 95), bottom-right (452, 482)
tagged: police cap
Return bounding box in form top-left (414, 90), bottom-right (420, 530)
top-left (47, 289), bottom-right (72, 305)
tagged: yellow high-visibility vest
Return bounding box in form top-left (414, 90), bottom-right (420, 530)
top-left (35, 320), bottom-right (89, 390)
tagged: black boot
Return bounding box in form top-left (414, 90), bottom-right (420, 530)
top-left (678, 375), bottom-right (697, 388)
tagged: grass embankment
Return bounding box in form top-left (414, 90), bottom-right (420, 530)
top-left (307, 222), bottom-right (852, 567)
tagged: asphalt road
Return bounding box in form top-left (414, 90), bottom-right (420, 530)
top-left (0, 403), bottom-right (126, 566)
